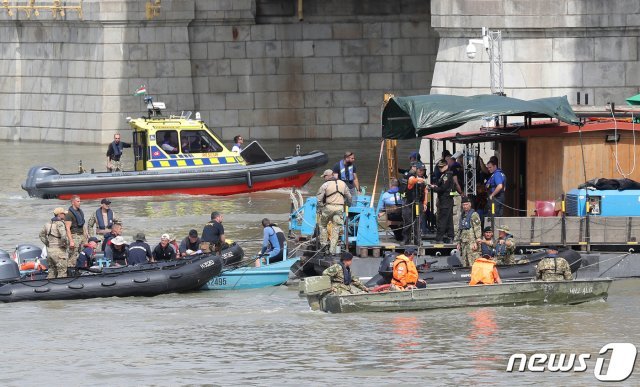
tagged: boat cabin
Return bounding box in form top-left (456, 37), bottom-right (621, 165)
top-left (128, 105), bottom-right (244, 172)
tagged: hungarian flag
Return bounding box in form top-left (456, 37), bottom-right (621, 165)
top-left (134, 85), bottom-right (147, 96)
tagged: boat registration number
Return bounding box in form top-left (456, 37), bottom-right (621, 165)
top-left (211, 277), bottom-right (227, 286)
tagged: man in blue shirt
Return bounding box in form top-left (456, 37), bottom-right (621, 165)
top-left (486, 160), bottom-right (506, 217)
top-left (258, 218), bottom-right (286, 266)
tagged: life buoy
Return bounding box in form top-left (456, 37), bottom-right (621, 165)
top-left (19, 261), bottom-right (46, 271)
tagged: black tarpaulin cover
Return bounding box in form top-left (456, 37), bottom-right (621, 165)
top-left (381, 94), bottom-right (580, 139)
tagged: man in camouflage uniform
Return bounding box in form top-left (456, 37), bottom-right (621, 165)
top-left (65, 195), bottom-right (89, 268)
top-left (495, 225), bottom-right (516, 265)
top-left (316, 169), bottom-right (352, 255)
top-left (39, 207), bottom-right (70, 278)
top-left (536, 246), bottom-right (572, 281)
top-left (322, 252), bottom-right (368, 295)
top-left (455, 196), bottom-right (482, 267)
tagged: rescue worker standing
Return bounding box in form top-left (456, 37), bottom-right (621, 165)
top-left (402, 163), bottom-right (428, 245)
top-left (536, 246), bottom-right (573, 281)
top-left (469, 255), bottom-right (502, 285)
top-left (430, 160), bottom-right (455, 243)
top-left (65, 195), bottom-right (88, 267)
top-left (486, 159), bottom-right (506, 217)
top-left (332, 151), bottom-right (360, 198)
top-left (391, 247), bottom-right (426, 290)
top-left (495, 225), bottom-right (516, 265)
top-left (316, 169), bottom-right (352, 255)
top-left (322, 252), bottom-right (369, 295)
top-left (39, 207), bottom-right (70, 279)
top-left (455, 196), bottom-right (482, 267)
top-left (106, 133), bottom-right (131, 172)
top-left (87, 198), bottom-right (120, 237)
top-left (201, 211), bottom-right (226, 253)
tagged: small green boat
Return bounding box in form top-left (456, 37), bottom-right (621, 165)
top-left (301, 277), bottom-right (612, 313)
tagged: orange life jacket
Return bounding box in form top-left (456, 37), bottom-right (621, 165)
top-left (469, 257), bottom-right (500, 285)
top-left (391, 255), bottom-right (419, 289)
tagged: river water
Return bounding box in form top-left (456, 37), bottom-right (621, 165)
top-left (1, 139), bottom-right (639, 386)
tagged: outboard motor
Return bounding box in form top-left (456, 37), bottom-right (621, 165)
top-left (15, 244), bottom-right (43, 263)
top-left (21, 165), bottom-right (60, 198)
top-left (378, 251), bottom-right (398, 284)
top-left (0, 255), bottom-right (20, 283)
top-left (0, 249), bottom-right (9, 261)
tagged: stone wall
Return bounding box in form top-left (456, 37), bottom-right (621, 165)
top-left (0, 0), bottom-right (437, 144)
top-left (430, 0), bottom-right (640, 105)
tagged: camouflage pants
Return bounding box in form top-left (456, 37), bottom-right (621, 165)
top-left (459, 242), bottom-right (480, 267)
top-left (319, 205), bottom-right (344, 255)
top-left (452, 195), bottom-right (462, 237)
top-left (496, 254), bottom-right (515, 265)
top-left (47, 247), bottom-right (69, 279)
top-left (110, 160), bottom-right (123, 172)
top-left (332, 284), bottom-right (364, 295)
top-left (68, 233), bottom-right (85, 267)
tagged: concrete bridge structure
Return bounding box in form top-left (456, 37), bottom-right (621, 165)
top-left (0, 0), bottom-right (638, 143)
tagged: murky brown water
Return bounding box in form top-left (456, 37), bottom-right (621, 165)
top-left (1, 139), bottom-right (639, 386)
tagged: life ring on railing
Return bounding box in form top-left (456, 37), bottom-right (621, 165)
top-left (370, 284), bottom-right (391, 293)
top-left (20, 261), bottom-right (46, 271)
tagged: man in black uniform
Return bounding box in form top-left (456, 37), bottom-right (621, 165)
top-left (430, 160), bottom-right (455, 243)
top-left (201, 211), bottom-right (226, 253)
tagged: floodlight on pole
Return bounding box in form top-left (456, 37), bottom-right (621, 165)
top-left (466, 27), bottom-right (504, 96)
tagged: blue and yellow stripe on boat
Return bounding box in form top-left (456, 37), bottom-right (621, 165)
top-left (148, 157), bottom-right (241, 169)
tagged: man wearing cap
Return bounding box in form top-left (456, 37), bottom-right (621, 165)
top-left (88, 198), bottom-right (120, 237)
top-left (477, 226), bottom-right (496, 259)
top-left (76, 236), bottom-right (100, 269)
top-left (105, 235), bottom-right (129, 266)
top-left (332, 151), bottom-right (360, 198)
top-left (495, 225), bottom-right (516, 265)
top-left (201, 211), bottom-right (226, 253)
top-left (153, 234), bottom-right (177, 262)
top-left (39, 207), bottom-right (70, 278)
top-left (455, 196), bottom-right (482, 267)
top-left (402, 163), bottom-right (428, 245)
top-left (128, 232), bottom-right (152, 265)
top-left (179, 229), bottom-right (202, 257)
top-left (485, 159), bottom-right (506, 217)
top-left (430, 160), bottom-right (455, 243)
top-left (316, 169), bottom-right (352, 255)
top-left (65, 195), bottom-right (89, 267)
top-left (536, 246), bottom-right (572, 281)
top-left (391, 247), bottom-right (426, 290)
top-left (431, 149), bottom-right (451, 184)
top-left (322, 252), bottom-right (368, 295)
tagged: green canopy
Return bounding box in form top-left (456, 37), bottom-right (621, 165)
top-left (381, 94), bottom-right (581, 140)
top-left (626, 93), bottom-right (640, 105)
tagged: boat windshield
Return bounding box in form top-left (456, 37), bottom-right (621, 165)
top-left (179, 130), bottom-right (223, 154)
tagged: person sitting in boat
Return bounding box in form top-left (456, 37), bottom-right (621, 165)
top-left (476, 226), bottom-right (496, 259)
top-left (322, 252), bottom-right (369, 295)
top-left (101, 223), bottom-right (123, 252)
top-left (105, 236), bottom-right (129, 266)
top-left (495, 225), bottom-right (516, 265)
top-left (106, 133), bottom-right (131, 172)
top-left (160, 132), bottom-right (179, 154)
top-left (256, 218), bottom-right (286, 267)
top-left (391, 247), bottom-right (426, 291)
top-left (152, 234), bottom-right (177, 262)
top-left (201, 211), bottom-right (226, 253)
top-left (128, 232), bottom-right (153, 265)
top-left (87, 198), bottom-right (121, 237)
top-left (378, 178), bottom-right (404, 241)
top-left (535, 246), bottom-right (573, 281)
top-left (231, 135), bottom-right (244, 153)
top-left (168, 234), bottom-right (180, 255)
top-left (76, 236), bottom-right (100, 269)
top-left (179, 229), bottom-right (202, 257)
top-left (469, 254), bottom-right (502, 285)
